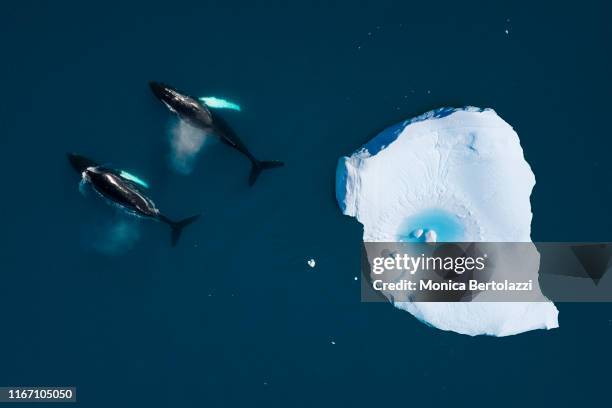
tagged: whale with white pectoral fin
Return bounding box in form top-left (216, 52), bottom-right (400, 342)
top-left (68, 153), bottom-right (200, 247)
top-left (149, 81), bottom-right (284, 186)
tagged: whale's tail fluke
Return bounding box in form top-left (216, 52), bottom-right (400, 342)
top-left (68, 153), bottom-right (98, 173)
top-left (160, 214), bottom-right (201, 247)
top-left (249, 160), bottom-right (284, 186)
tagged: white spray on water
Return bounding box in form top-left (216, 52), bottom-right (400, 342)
top-left (168, 120), bottom-right (214, 174)
top-left (166, 96), bottom-right (241, 174)
top-left (90, 217), bottom-right (142, 255)
top-left (78, 179), bottom-right (143, 255)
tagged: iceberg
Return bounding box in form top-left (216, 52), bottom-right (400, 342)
top-left (336, 107), bottom-right (559, 336)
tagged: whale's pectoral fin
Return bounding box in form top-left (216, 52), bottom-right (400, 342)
top-left (160, 214), bottom-right (201, 247)
top-left (199, 96), bottom-right (241, 112)
top-left (249, 160), bottom-right (284, 186)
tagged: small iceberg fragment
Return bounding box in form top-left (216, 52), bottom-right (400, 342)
top-left (307, 258), bottom-right (316, 268)
top-left (335, 107), bottom-right (559, 337)
top-left (424, 230), bottom-right (437, 243)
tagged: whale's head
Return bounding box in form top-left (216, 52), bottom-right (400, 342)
top-left (149, 81), bottom-right (210, 126)
top-left (68, 153), bottom-right (98, 173)
top-left (149, 81), bottom-right (193, 116)
top-left (149, 81), bottom-right (172, 101)
top-left (82, 166), bottom-right (112, 189)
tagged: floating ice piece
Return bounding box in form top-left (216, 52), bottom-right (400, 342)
top-left (307, 258), bottom-right (316, 268)
top-left (335, 107), bottom-right (559, 337)
top-left (412, 229), bottom-right (424, 239)
top-left (424, 230), bottom-right (437, 243)
top-left (198, 96), bottom-right (241, 111)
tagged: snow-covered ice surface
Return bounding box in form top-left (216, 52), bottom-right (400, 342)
top-left (336, 107), bottom-right (559, 337)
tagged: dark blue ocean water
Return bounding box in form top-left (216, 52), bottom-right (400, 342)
top-left (1, 1), bottom-right (610, 406)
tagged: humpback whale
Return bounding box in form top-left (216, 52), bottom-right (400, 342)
top-left (68, 153), bottom-right (200, 246)
top-left (149, 81), bottom-right (284, 186)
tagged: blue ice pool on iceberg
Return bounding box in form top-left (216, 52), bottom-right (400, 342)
top-left (397, 209), bottom-right (464, 242)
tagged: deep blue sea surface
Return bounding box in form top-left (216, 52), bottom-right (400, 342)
top-left (0, 1), bottom-right (610, 406)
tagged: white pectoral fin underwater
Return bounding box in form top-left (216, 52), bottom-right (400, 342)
top-left (119, 170), bottom-right (149, 188)
top-left (198, 96), bottom-right (241, 111)
top-left (67, 153), bottom-right (200, 248)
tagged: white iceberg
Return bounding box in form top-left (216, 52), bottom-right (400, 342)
top-left (336, 107), bottom-right (559, 337)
